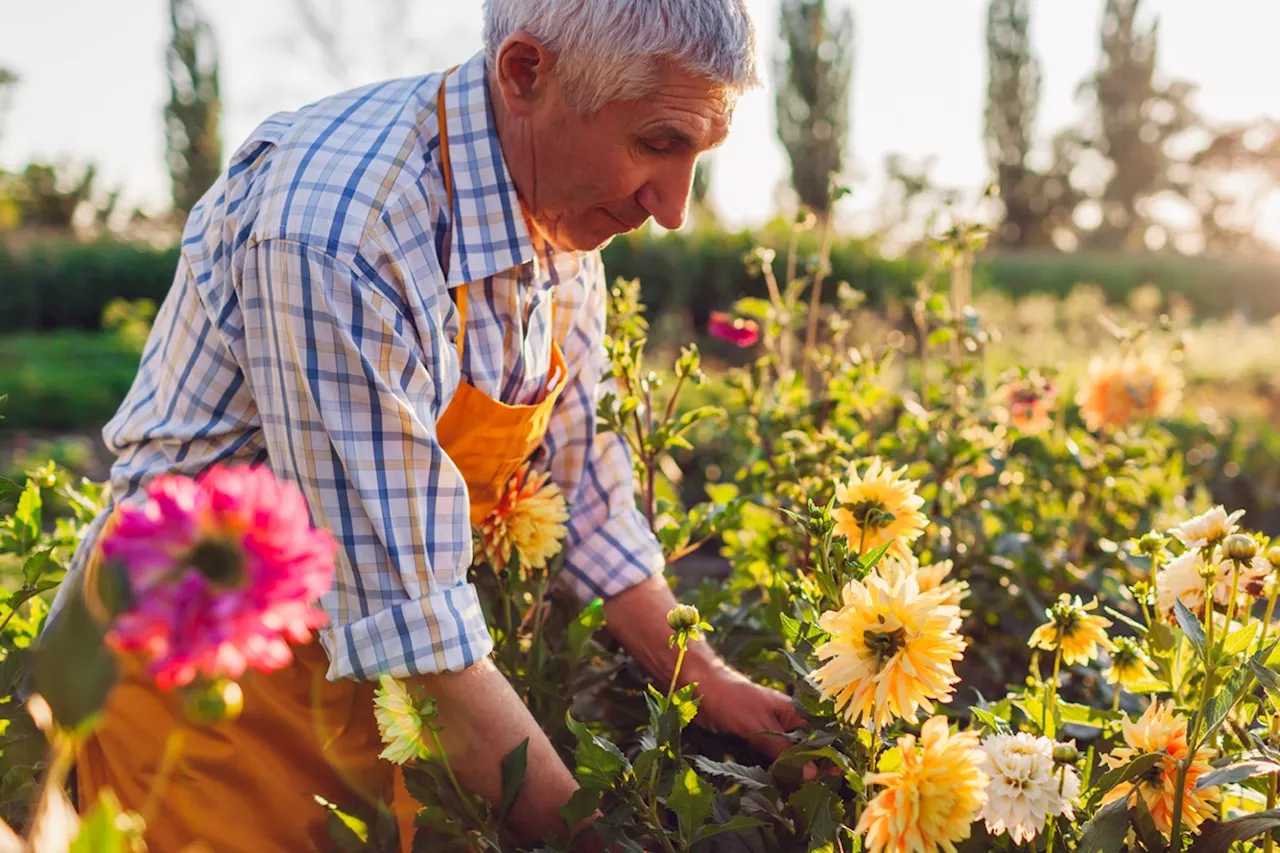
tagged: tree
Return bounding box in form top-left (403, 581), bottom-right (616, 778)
top-left (984, 0), bottom-right (1051, 249)
top-left (283, 0), bottom-right (448, 86)
top-left (775, 0), bottom-right (855, 223)
top-left (1173, 119), bottom-right (1280, 256)
top-left (1077, 0), bottom-right (1197, 251)
top-left (165, 0), bottom-right (222, 217)
top-left (2, 162), bottom-right (118, 232)
top-left (0, 67), bottom-right (17, 149)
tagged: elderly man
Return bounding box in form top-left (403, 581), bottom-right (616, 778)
top-left (68, 0), bottom-right (801, 849)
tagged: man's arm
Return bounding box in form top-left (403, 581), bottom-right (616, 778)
top-left (238, 238), bottom-right (579, 838)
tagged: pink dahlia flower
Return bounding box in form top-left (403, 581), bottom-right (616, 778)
top-left (708, 311), bottom-right (760, 347)
top-left (101, 465), bottom-right (336, 690)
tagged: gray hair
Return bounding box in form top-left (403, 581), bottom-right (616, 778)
top-left (483, 0), bottom-right (761, 114)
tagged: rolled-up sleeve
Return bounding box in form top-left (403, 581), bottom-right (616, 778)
top-left (542, 253), bottom-right (665, 602)
top-left (239, 237), bottom-right (491, 680)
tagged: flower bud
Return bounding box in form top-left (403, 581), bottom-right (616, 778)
top-left (667, 604), bottom-right (701, 633)
top-left (1266, 545), bottom-right (1280, 572)
top-left (1136, 532), bottom-right (1166, 557)
top-left (1052, 742), bottom-right (1080, 765)
top-left (182, 677), bottom-right (244, 726)
top-left (1224, 534), bottom-right (1259, 564)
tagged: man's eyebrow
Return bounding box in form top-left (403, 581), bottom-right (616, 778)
top-left (645, 126), bottom-right (700, 149)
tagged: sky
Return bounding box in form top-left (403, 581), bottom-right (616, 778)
top-left (2, 0), bottom-right (1278, 243)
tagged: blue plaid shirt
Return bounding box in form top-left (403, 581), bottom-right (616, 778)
top-left (67, 51), bottom-right (663, 680)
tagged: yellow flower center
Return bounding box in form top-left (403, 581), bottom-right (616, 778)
top-left (864, 626), bottom-right (907, 667)
top-left (849, 499), bottom-right (896, 531)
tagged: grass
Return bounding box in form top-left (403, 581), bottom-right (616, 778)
top-left (0, 331), bottom-right (142, 432)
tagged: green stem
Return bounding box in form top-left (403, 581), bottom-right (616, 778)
top-left (1260, 586), bottom-right (1280, 659)
top-left (1043, 641), bottom-right (1063, 735)
top-left (426, 723), bottom-right (488, 834)
top-left (1111, 686), bottom-right (1121, 712)
top-left (667, 642), bottom-right (689, 703)
top-left (1223, 561), bottom-right (1243, 641)
top-left (1267, 712), bottom-right (1279, 853)
top-left (141, 726), bottom-right (186, 828)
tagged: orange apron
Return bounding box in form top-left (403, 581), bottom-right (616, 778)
top-left (75, 70), bottom-right (567, 853)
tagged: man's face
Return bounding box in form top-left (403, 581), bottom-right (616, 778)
top-left (513, 62), bottom-right (734, 252)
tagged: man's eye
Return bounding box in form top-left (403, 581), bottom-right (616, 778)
top-left (641, 141), bottom-right (669, 155)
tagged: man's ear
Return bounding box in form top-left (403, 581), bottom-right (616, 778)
top-left (492, 31), bottom-right (557, 117)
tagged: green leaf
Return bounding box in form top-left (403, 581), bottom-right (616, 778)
top-left (1204, 666), bottom-right (1249, 737)
top-left (558, 788), bottom-right (602, 835)
top-left (1221, 622), bottom-right (1261, 658)
top-left (705, 483), bottom-right (740, 504)
top-left (692, 814), bottom-right (766, 844)
top-left (70, 790), bottom-right (134, 853)
top-left (1175, 600), bottom-right (1207, 662)
top-left (691, 756), bottom-right (774, 791)
top-left (499, 738), bottom-right (529, 823)
top-left (566, 599), bottom-right (606, 660)
top-left (22, 549), bottom-right (53, 586)
top-left (0, 477), bottom-right (23, 504)
top-left (779, 612), bottom-right (802, 647)
top-left (13, 481), bottom-right (41, 553)
top-left (32, 585), bottom-right (117, 731)
top-left (1196, 760), bottom-right (1280, 791)
top-left (316, 796), bottom-right (371, 853)
top-left (787, 782), bottom-right (844, 848)
top-left (970, 705), bottom-right (1012, 735)
top-left (1185, 808), bottom-right (1280, 853)
top-left (1077, 796), bottom-right (1133, 853)
top-left (1251, 659), bottom-right (1280, 699)
top-left (856, 541), bottom-right (893, 572)
top-left (565, 713), bottom-right (630, 792)
top-left (1129, 796), bottom-right (1168, 853)
top-left (667, 761), bottom-right (714, 838)
top-left (1057, 701), bottom-right (1112, 731)
top-left (1092, 753), bottom-right (1164, 799)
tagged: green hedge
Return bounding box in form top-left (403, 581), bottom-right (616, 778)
top-left (0, 332), bottom-right (142, 431)
top-left (3, 230), bottom-right (1279, 333)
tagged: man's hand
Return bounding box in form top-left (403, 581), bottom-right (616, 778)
top-left (601, 576), bottom-right (809, 762)
top-left (689, 665), bottom-right (805, 760)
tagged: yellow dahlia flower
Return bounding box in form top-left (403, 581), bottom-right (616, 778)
top-left (1101, 701), bottom-right (1219, 836)
top-left (810, 570), bottom-right (965, 730)
top-left (1104, 636), bottom-right (1155, 690)
top-left (857, 716), bottom-right (988, 853)
top-left (876, 554), bottom-right (969, 611)
top-left (477, 462), bottom-right (569, 579)
top-left (832, 459), bottom-right (928, 561)
top-left (1028, 595), bottom-right (1113, 666)
top-left (1076, 352), bottom-right (1182, 432)
top-left (373, 676), bottom-right (436, 765)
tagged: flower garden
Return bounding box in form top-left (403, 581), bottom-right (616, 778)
top-left (4, 223), bottom-right (1280, 853)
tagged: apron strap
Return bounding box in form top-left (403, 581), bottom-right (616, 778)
top-left (436, 67), bottom-right (467, 363)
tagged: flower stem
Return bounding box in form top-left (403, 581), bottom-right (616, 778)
top-left (667, 642), bottom-right (689, 702)
top-left (1043, 641), bottom-right (1064, 735)
top-left (1111, 686), bottom-right (1121, 712)
top-left (1257, 585), bottom-right (1279, 659)
top-left (1267, 711), bottom-right (1280, 853)
top-left (141, 726), bottom-right (186, 827)
top-left (426, 723), bottom-right (487, 833)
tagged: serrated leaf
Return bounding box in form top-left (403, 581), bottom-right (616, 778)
top-left (1057, 701), bottom-right (1112, 730)
top-left (779, 612), bottom-right (802, 646)
top-left (691, 755), bottom-right (774, 791)
top-left (693, 814), bottom-right (767, 844)
top-left (565, 713), bottom-right (630, 791)
top-left (1204, 667), bottom-right (1249, 737)
top-left (1222, 622), bottom-right (1261, 658)
top-left (1251, 660), bottom-right (1280, 699)
top-left (558, 787), bottom-right (601, 834)
top-left (13, 481), bottom-right (41, 553)
top-left (856, 541), bottom-right (893, 572)
top-left (499, 738), bottom-right (529, 823)
top-left (22, 549), bottom-right (53, 586)
top-left (667, 761), bottom-right (714, 838)
top-left (787, 782), bottom-right (843, 845)
top-left (1175, 600), bottom-right (1207, 661)
top-left (567, 599), bottom-right (606, 660)
top-left (1185, 808), bottom-right (1280, 853)
top-left (1077, 796), bottom-right (1132, 853)
top-left (970, 705), bottom-right (1012, 735)
top-left (1196, 760), bottom-right (1280, 791)
top-left (1092, 753), bottom-right (1164, 799)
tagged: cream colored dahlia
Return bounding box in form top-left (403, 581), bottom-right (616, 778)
top-left (1027, 595), bottom-right (1113, 666)
top-left (1169, 506), bottom-right (1244, 550)
top-left (477, 462), bottom-right (569, 579)
top-left (857, 716), bottom-right (988, 853)
top-left (1076, 353), bottom-right (1182, 432)
top-left (979, 733), bottom-right (1079, 844)
top-left (1156, 549), bottom-right (1207, 623)
top-left (1101, 701), bottom-right (1219, 836)
top-left (832, 459), bottom-right (928, 561)
top-left (810, 570), bottom-right (966, 730)
top-left (373, 676), bottom-right (435, 765)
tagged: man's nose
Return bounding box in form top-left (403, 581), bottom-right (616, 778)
top-left (636, 160), bottom-right (696, 231)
